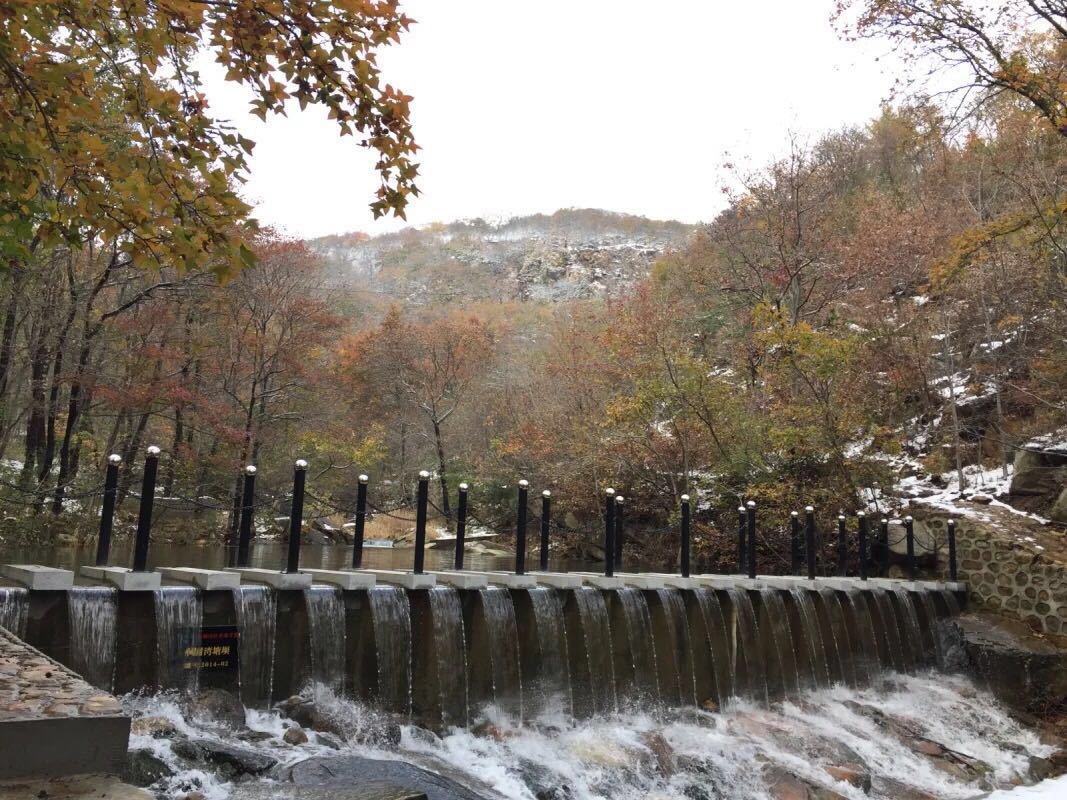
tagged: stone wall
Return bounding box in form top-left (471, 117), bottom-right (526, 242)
top-left (913, 511), bottom-right (1067, 638)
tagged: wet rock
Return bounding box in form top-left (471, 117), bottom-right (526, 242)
top-left (640, 731), bottom-right (674, 777)
top-left (130, 715), bottom-right (178, 739)
top-left (516, 758), bottom-right (570, 800)
top-left (825, 764), bottom-right (871, 793)
top-left (314, 731), bottom-right (344, 750)
top-left (123, 749), bottom-right (174, 787)
top-left (184, 688), bottom-right (247, 729)
top-left (953, 613), bottom-right (1067, 712)
top-left (764, 766), bottom-right (847, 800)
top-left (700, 699), bottom-right (719, 713)
top-left (279, 755), bottom-right (488, 800)
top-left (277, 695), bottom-right (317, 728)
top-left (871, 777), bottom-right (938, 800)
top-left (231, 785), bottom-right (428, 800)
top-left (284, 725), bottom-right (310, 745)
top-left (172, 737), bottom-right (277, 776)
top-left (275, 694), bottom-right (377, 741)
top-left (237, 730), bottom-right (275, 744)
top-left (1029, 755), bottom-right (1055, 781)
top-left (182, 793), bottom-right (207, 800)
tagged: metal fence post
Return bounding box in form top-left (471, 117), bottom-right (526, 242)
top-left (131, 446), bottom-right (160, 573)
top-left (680, 494), bottom-right (691, 578)
top-left (96, 454), bottom-right (121, 567)
top-left (515, 479), bottom-right (529, 575)
top-left (746, 501), bottom-right (757, 579)
top-left (285, 460), bottom-right (307, 574)
top-left (805, 506), bottom-right (816, 580)
top-left (414, 471), bottom-right (429, 575)
top-left (351, 474), bottom-right (368, 569)
top-left (857, 511), bottom-right (869, 581)
top-left (454, 482), bottom-right (469, 571)
top-left (236, 465), bottom-right (256, 568)
top-left (604, 488), bottom-right (616, 578)
top-left (737, 505), bottom-right (746, 574)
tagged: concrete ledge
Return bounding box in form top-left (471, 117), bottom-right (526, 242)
top-left (755, 576), bottom-right (806, 589)
top-left (656, 575), bottom-right (698, 590)
top-left (224, 568), bottom-right (312, 590)
top-left (303, 569), bottom-right (377, 590)
top-left (427, 571), bottom-right (488, 589)
top-left (359, 569), bottom-right (435, 589)
top-left (579, 575), bottom-right (625, 590)
top-left (0, 565), bottom-right (74, 591)
top-left (573, 571), bottom-right (660, 589)
top-left (157, 567), bottom-right (240, 591)
top-left (531, 572), bottom-right (584, 589)
top-left (485, 572), bottom-right (537, 588)
top-left (945, 581), bottom-right (968, 593)
top-left (80, 566), bottom-right (161, 591)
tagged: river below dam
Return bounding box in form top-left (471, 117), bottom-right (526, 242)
top-left (124, 673), bottom-right (1058, 800)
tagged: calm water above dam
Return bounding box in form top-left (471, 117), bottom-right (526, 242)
top-left (0, 540), bottom-right (562, 577)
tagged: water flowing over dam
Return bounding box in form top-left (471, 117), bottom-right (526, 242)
top-left (4, 579), bottom-right (966, 721)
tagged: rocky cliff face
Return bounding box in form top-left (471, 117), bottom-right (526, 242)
top-left (1009, 432), bottom-right (1067, 524)
top-left (308, 209), bottom-right (694, 305)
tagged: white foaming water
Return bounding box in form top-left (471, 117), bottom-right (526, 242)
top-left (122, 673), bottom-right (1055, 800)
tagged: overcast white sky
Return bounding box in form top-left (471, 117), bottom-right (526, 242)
top-left (199, 0), bottom-right (899, 239)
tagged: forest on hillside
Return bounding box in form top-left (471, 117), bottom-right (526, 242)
top-left (0, 1), bottom-right (1063, 571)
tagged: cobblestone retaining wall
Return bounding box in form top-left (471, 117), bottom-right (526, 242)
top-left (917, 514), bottom-right (1067, 637)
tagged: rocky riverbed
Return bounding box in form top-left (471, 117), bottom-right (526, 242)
top-left (104, 667), bottom-right (1066, 800)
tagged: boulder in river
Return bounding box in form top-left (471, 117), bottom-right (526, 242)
top-left (276, 755), bottom-right (489, 800)
top-left (183, 688), bottom-right (247, 730)
top-left (172, 737), bottom-right (278, 777)
top-left (123, 748), bottom-right (174, 787)
top-left (952, 613), bottom-right (1067, 712)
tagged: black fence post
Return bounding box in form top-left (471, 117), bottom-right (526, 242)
top-left (789, 510), bottom-right (801, 575)
top-left (455, 482), bottom-right (469, 571)
top-left (905, 515), bottom-right (916, 581)
top-left (879, 518), bottom-right (890, 577)
top-left (746, 501), bottom-right (757, 579)
top-left (857, 511), bottom-right (869, 581)
top-left (414, 470), bottom-right (429, 575)
top-left (95, 454), bottom-right (121, 567)
top-left (947, 519), bottom-right (958, 582)
top-left (285, 459), bottom-right (307, 574)
top-left (236, 465), bottom-right (256, 568)
top-left (680, 494), bottom-right (691, 578)
top-left (805, 506), bottom-right (816, 580)
top-left (515, 479), bottom-right (529, 576)
top-left (604, 488), bottom-right (616, 578)
top-left (614, 495), bottom-right (625, 571)
top-left (131, 446), bottom-right (160, 573)
top-left (837, 514), bottom-right (848, 577)
top-left (539, 490), bottom-right (551, 572)
top-left (351, 473), bottom-right (368, 569)
top-left (737, 506), bottom-right (746, 574)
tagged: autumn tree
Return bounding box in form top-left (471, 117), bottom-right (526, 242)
top-left (342, 309), bottom-right (495, 516)
top-left (840, 0), bottom-right (1067, 137)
